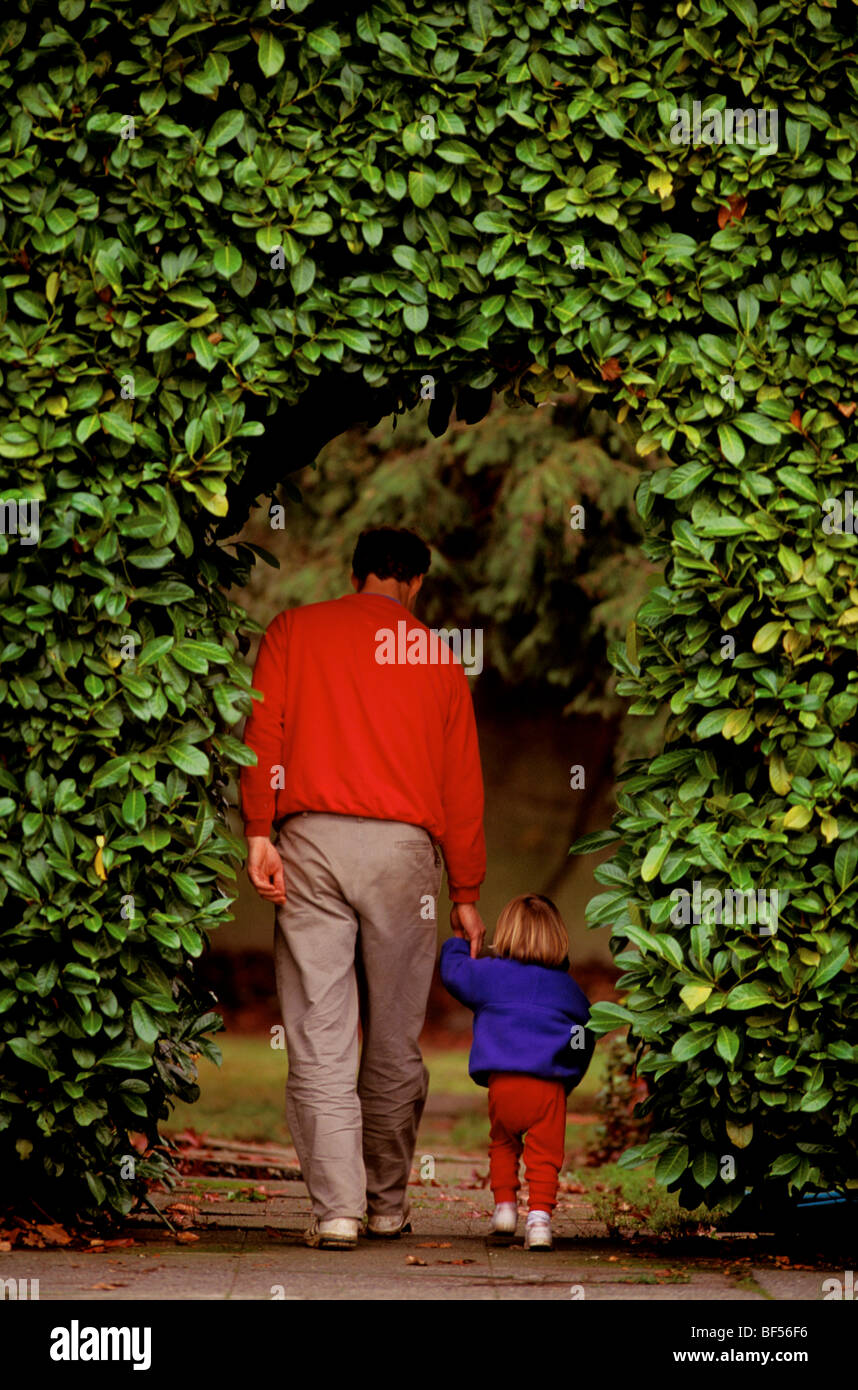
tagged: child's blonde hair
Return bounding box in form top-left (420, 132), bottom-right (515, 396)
top-left (492, 894), bottom-right (569, 968)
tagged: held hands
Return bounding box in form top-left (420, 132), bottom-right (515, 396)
top-left (450, 902), bottom-right (486, 959)
top-left (247, 836), bottom-right (287, 905)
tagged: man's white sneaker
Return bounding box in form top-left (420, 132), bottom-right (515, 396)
top-left (304, 1216), bottom-right (359, 1250)
top-left (366, 1202), bottom-right (411, 1238)
top-left (524, 1211), bottom-right (553, 1251)
top-left (489, 1202), bottom-right (518, 1242)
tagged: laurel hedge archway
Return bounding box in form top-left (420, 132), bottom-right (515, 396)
top-left (1, 0), bottom-right (857, 1224)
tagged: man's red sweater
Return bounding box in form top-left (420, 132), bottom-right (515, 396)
top-left (240, 592), bottom-right (486, 903)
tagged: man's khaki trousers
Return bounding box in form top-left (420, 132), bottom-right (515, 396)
top-left (273, 812), bottom-right (442, 1222)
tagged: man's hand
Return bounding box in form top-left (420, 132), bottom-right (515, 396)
top-left (450, 903), bottom-right (486, 959)
top-left (247, 836), bottom-right (286, 905)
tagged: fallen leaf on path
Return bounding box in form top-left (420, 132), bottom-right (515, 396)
top-left (438, 1259), bottom-right (477, 1266)
top-left (416, 1242), bottom-right (451, 1249)
top-left (89, 1282), bottom-right (127, 1290)
top-left (175, 1232), bottom-right (199, 1243)
top-left (36, 1223), bottom-right (73, 1246)
top-left (405, 1255), bottom-right (427, 1266)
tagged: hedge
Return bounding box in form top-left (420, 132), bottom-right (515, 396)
top-left (0, 0), bottom-right (856, 1222)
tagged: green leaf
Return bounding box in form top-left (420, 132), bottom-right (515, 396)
top-left (569, 829), bottom-right (621, 855)
top-left (664, 462), bottom-right (713, 498)
top-left (679, 983), bottom-right (712, 1012)
top-left (73, 1099), bottom-right (104, 1126)
top-left (90, 756), bottom-right (132, 789)
top-left (717, 423), bottom-right (745, 464)
top-left (403, 304), bottom-right (429, 333)
top-left (654, 1143), bottom-right (689, 1186)
top-left (641, 840), bottom-right (670, 882)
top-left (834, 842), bottom-right (858, 890)
top-left (725, 982), bottom-right (773, 1010)
top-left (436, 140), bottom-right (478, 165)
top-left (408, 168), bottom-right (437, 208)
top-left (213, 245), bottom-right (243, 278)
top-left (257, 32), bottom-right (285, 77)
top-left (752, 622), bottom-right (785, 653)
top-left (131, 1000), bottom-right (160, 1045)
top-left (8, 1037), bottom-right (51, 1069)
top-left (146, 322), bottom-right (187, 353)
top-left (778, 467), bottom-right (818, 503)
top-left (206, 109), bottom-right (244, 147)
top-left (671, 1030), bottom-right (713, 1061)
top-left (166, 742), bottom-right (211, 777)
top-left (101, 1047), bottom-right (152, 1071)
top-left (734, 413), bottom-right (781, 445)
top-left (306, 26), bottom-right (341, 64)
top-left (702, 293), bottom-right (738, 329)
top-left (140, 826), bottom-right (171, 852)
top-left (102, 412), bottom-right (135, 444)
top-left (715, 1027), bottom-right (739, 1065)
top-left (691, 1151), bottom-right (718, 1189)
top-left (121, 789), bottom-right (146, 831)
top-left (587, 1001), bottom-right (634, 1031)
top-left (292, 211), bottom-right (332, 236)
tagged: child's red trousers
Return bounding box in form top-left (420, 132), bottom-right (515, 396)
top-left (487, 1071), bottom-right (567, 1214)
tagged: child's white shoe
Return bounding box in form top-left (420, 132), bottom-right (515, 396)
top-left (489, 1201), bottom-right (518, 1242)
top-left (524, 1211), bottom-right (553, 1251)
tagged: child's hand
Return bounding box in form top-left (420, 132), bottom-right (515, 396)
top-left (450, 903), bottom-right (486, 959)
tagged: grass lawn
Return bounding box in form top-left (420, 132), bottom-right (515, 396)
top-left (166, 1034), bottom-right (608, 1146)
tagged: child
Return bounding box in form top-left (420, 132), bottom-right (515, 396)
top-left (439, 893), bottom-right (594, 1251)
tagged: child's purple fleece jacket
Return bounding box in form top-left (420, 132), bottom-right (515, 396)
top-left (439, 937), bottom-right (595, 1094)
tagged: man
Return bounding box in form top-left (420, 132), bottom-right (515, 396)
top-left (241, 526), bottom-right (487, 1249)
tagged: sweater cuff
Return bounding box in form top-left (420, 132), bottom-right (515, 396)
top-left (449, 884), bottom-right (480, 904)
top-left (244, 820), bottom-right (273, 839)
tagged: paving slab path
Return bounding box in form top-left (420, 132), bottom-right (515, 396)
top-left (1, 1145), bottom-right (845, 1302)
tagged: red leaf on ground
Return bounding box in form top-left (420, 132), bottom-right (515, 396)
top-left (416, 1242), bottom-right (452, 1249)
top-left (36, 1223), bottom-right (73, 1247)
top-left (175, 1232), bottom-right (199, 1243)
